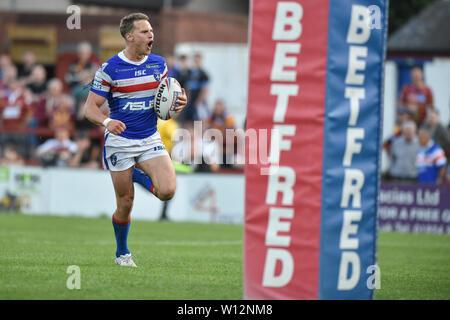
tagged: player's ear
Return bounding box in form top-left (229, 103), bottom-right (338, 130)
top-left (125, 32), bottom-right (133, 42)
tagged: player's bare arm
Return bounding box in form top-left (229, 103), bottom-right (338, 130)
top-left (84, 91), bottom-right (126, 135)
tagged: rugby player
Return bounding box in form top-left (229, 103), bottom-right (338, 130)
top-left (84, 13), bottom-right (187, 267)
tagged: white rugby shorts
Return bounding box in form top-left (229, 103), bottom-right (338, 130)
top-left (103, 130), bottom-right (169, 171)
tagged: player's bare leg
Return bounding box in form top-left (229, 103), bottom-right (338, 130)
top-left (111, 166), bottom-right (135, 221)
top-left (110, 167), bottom-right (137, 267)
top-left (137, 155), bottom-right (176, 201)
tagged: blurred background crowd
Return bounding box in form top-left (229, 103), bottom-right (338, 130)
top-left (0, 44), bottom-right (103, 169)
top-left (382, 66), bottom-right (450, 185)
top-left (0, 45), bottom-right (243, 173)
top-left (0, 0), bottom-right (449, 183)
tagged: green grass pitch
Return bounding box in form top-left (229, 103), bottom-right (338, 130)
top-left (0, 213), bottom-right (448, 300)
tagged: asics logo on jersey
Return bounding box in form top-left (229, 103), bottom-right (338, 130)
top-left (122, 101), bottom-right (152, 111)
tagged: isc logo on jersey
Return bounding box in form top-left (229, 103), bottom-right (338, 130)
top-left (122, 101), bottom-right (152, 111)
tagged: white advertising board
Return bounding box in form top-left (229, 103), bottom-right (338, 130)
top-left (0, 166), bottom-right (245, 224)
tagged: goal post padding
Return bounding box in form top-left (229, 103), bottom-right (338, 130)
top-left (244, 0), bottom-right (388, 299)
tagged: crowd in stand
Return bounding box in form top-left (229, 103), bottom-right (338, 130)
top-left (0, 42), bottom-right (103, 168)
top-left (159, 52), bottom-right (244, 173)
top-left (0, 46), bottom-right (243, 172)
top-left (383, 66), bottom-right (450, 185)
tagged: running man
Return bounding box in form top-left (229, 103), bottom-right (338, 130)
top-left (84, 13), bottom-right (187, 267)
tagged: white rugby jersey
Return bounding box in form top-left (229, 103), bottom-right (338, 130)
top-left (91, 50), bottom-right (168, 139)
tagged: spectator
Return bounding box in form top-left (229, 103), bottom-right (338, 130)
top-left (171, 122), bottom-right (220, 173)
top-left (190, 53), bottom-right (209, 116)
top-left (176, 54), bottom-right (191, 90)
top-left (179, 53), bottom-right (209, 122)
top-left (34, 78), bottom-right (64, 127)
top-left (71, 68), bottom-right (95, 127)
top-left (424, 108), bottom-right (450, 162)
top-left (0, 72), bottom-right (36, 158)
top-left (383, 107), bottom-right (414, 153)
top-left (387, 121), bottom-right (419, 182)
top-left (36, 126), bottom-right (77, 167)
top-left (18, 51), bottom-right (37, 79)
top-left (416, 126), bottom-right (447, 184)
top-left (65, 42), bottom-right (98, 89)
top-left (206, 100), bottom-right (235, 132)
top-left (205, 100), bottom-right (238, 167)
top-left (0, 79), bottom-right (33, 129)
top-left (0, 53), bottom-right (13, 80)
top-left (48, 94), bottom-right (75, 130)
top-left (26, 64), bottom-right (48, 97)
top-left (0, 65), bottom-right (17, 104)
top-left (68, 130), bottom-right (101, 169)
top-left (166, 54), bottom-right (180, 78)
top-left (0, 144), bottom-right (25, 166)
top-left (446, 165), bottom-right (450, 185)
top-left (399, 66), bottom-right (433, 126)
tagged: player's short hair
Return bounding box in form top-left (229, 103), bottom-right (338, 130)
top-left (119, 13), bottom-right (150, 39)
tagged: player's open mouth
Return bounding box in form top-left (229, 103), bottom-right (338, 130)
top-left (148, 41), bottom-right (153, 49)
